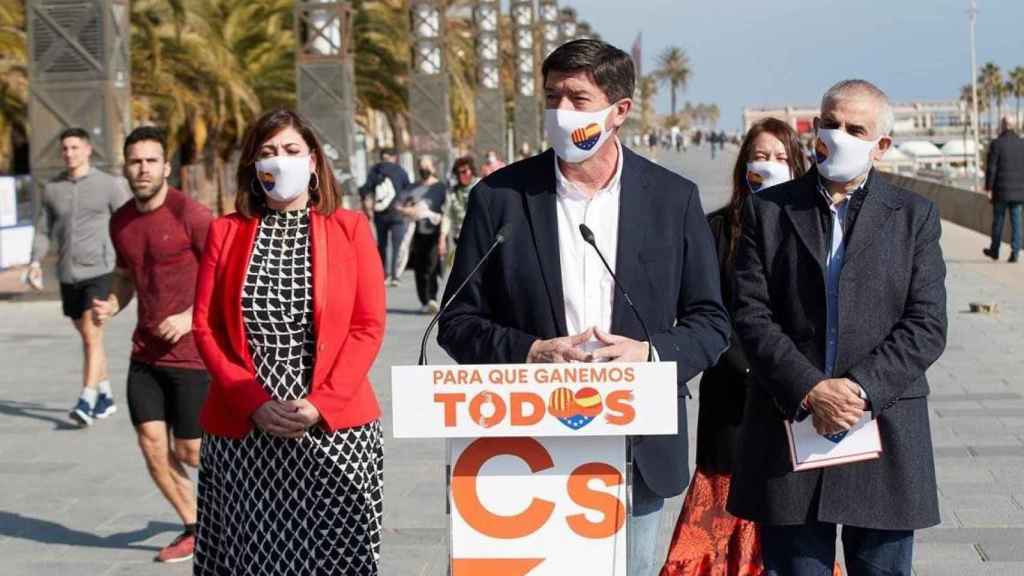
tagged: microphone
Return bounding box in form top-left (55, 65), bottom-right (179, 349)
top-left (579, 223), bottom-right (654, 362)
top-left (418, 223), bottom-right (512, 365)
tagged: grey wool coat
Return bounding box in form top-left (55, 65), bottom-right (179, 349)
top-left (727, 168), bottom-right (947, 530)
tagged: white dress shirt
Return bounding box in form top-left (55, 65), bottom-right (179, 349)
top-left (554, 139), bottom-right (623, 353)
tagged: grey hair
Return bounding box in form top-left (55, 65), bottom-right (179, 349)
top-left (1002, 114), bottom-right (1017, 131)
top-left (821, 79), bottom-right (895, 137)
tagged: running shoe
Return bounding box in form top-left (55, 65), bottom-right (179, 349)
top-left (92, 394), bottom-right (117, 419)
top-left (69, 398), bottom-right (94, 428)
top-left (155, 532), bottom-right (195, 563)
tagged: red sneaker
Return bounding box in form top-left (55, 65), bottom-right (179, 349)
top-left (155, 532), bottom-right (195, 563)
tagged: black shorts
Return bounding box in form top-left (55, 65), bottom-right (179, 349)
top-left (127, 361), bottom-right (209, 439)
top-left (60, 273), bottom-right (114, 320)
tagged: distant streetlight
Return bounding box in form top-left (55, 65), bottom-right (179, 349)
top-left (969, 0), bottom-right (982, 192)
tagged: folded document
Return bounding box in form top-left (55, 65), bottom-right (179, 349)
top-left (785, 412), bottom-right (882, 471)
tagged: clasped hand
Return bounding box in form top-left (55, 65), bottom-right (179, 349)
top-left (526, 327), bottom-right (650, 364)
top-left (252, 398), bottom-right (321, 438)
top-left (805, 378), bottom-right (868, 436)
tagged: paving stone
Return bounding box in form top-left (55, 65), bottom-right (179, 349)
top-left (910, 541), bottom-right (983, 564)
top-left (914, 562), bottom-right (1024, 576)
top-left (935, 463), bottom-right (996, 484)
top-left (978, 540), bottom-right (1024, 562)
top-left (955, 508), bottom-right (1024, 528)
top-left (4, 149), bottom-right (1024, 573)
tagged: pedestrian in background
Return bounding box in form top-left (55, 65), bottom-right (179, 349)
top-left (983, 114), bottom-right (1024, 263)
top-left (27, 127), bottom-right (130, 427)
top-left (661, 117), bottom-right (807, 576)
top-left (92, 126), bottom-right (212, 563)
top-left (192, 109), bottom-right (386, 575)
top-left (361, 148), bottom-right (411, 285)
top-left (443, 155), bottom-right (479, 263)
top-left (395, 155), bottom-right (447, 314)
top-left (729, 80), bottom-right (947, 576)
top-left (479, 149), bottom-right (506, 177)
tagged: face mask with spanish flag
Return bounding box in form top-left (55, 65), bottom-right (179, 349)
top-left (544, 105), bottom-right (615, 164)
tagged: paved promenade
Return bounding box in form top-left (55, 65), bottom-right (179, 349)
top-left (1, 144), bottom-right (1023, 574)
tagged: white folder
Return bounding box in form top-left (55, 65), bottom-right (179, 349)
top-left (785, 412), bottom-right (882, 471)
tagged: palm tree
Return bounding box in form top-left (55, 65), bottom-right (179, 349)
top-left (353, 0), bottom-right (410, 150)
top-left (654, 46), bottom-right (690, 117)
top-left (961, 83), bottom-right (988, 134)
top-left (0, 0), bottom-right (27, 172)
top-left (1009, 66), bottom-right (1024, 126)
top-left (706, 103), bottom-right (720, 128)
top-left (445, 0), bottom-right (479, 149)
top-left (131, 0), bottom-right (294, 211)
top-left (637, 74), bottom-right (658, 133)
top-left (979, 61), bottom-right (1003, 138)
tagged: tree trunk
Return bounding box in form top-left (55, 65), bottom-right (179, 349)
top-left (385, 111), bottom-right (411, 153)
top-left (670, 84), bottom-right (677, 117)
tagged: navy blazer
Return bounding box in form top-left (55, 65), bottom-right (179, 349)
top-left (437, 146), bottom-right (730, 498)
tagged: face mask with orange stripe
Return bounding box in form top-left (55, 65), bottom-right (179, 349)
top-left (544, 105), bottom-right (615, 164)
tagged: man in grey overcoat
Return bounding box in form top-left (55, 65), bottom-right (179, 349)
top-left (728, 79), bottom-right (948, 576)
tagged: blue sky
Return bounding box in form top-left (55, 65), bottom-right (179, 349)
top-left (557, 0), bottom-right (1024, 130)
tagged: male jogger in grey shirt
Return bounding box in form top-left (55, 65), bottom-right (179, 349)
top-left (27, 127), bottom-right (130, 427)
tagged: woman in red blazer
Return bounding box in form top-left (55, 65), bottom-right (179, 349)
top-left (192, 109), bottom-right (386, 575)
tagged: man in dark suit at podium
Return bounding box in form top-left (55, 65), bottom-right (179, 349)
top-left (437, 39), bottom-right (729, 575)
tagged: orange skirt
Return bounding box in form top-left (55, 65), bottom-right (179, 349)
top-left (660, 470), bottom-right (842, 576)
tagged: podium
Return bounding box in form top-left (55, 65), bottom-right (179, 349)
top-left (392, 361), bottom-right (678, 576)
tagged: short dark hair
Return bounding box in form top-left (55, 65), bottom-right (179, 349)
top-left (123, 126), bottom-right (167, 158)
top-left (452, 155), bottom-right (476, 176)
top-left (542, 39), bottom-right (635, 103)
top-left (380, 148), bottom-right (396, 160)
top-left (59, 127), bottom-right (90, 143)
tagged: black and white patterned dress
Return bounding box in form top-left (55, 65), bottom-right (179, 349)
top-left (195, 208), bottom-right (383, 576)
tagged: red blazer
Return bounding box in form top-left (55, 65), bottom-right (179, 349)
top-left (193, 208), bottom-right (386, 438)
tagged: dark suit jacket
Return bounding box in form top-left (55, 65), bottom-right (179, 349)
top-left (695, 208), bottom-right (752, 475)
top-left (986, 130), bottom-right (1024, 203)
top-left (727, 168), bottom-right (947, 530)
top-left (437, 146), bottom-right (730, 498)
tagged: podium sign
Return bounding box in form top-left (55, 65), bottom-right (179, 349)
top-left (391, 362), bottom-right (677, 438)
top-left (449, 436), bottom-right (626, 575)
top-left (391, 361), bottom-right (677, 576)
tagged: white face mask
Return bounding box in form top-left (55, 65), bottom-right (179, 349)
top-left (255, 155), bottom-right (312, 203)
top-left (746, 160), bottom-right (792, 193)
top-left (814, 128), bottom-right (879, 183)
top-left (544, 105), bottom-right (615, 164)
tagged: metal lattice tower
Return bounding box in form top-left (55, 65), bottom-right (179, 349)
top-left (576, 20), bottom-right (597, 41)
top-left (472, 0), bottom-right (505, 161)
top-left (558, 7), bottom-right (577, 43)
top-left (510, 0), bottom-right (539, 156)
top-left (295, 1), bottom-right (356, 185)
top-left (408, 0), bottom-right (452, 173)
top-left (27, 0), bottom-right (131, 183)
top-left (538, 0), bottom-right (560, 59)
